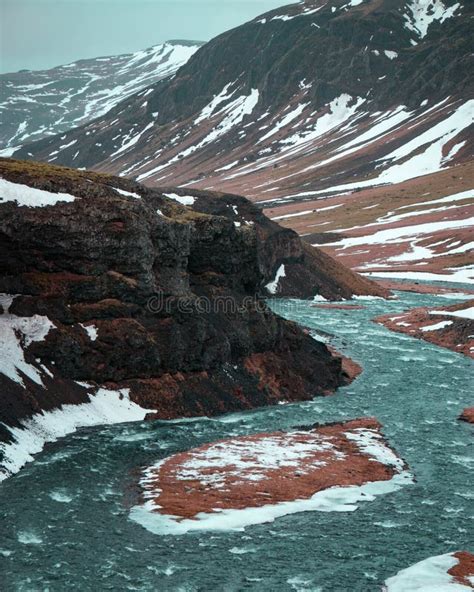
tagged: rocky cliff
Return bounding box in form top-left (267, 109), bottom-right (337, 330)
top-left (0, 158), bottom-right (378, 479)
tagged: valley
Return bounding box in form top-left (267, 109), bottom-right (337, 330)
top-left (0, 1), bottom-right (473, 590)
top-left (12, 0), bottom-right (473, 282)
top-left (1, 289), bottom-right (473, 590)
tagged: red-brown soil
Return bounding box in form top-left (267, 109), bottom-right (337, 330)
top-left (459, 408), bottom-right (474, 424)
top-left (375, 300), bottom-right (474, 358)
top-left (269, 164), bottom-right (474, 280)
top-left (449, 551), bottom-right (474, 587)
top-left (140, 418), bottom-right (402, 520)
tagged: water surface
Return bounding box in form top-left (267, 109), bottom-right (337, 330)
top-left (1, 290), bottom-right (473, 591)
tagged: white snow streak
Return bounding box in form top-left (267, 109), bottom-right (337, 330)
top-left (384, 552), bottom-right (470, 591)
top-left (0, 388), bottom-right (153, 482)
top-left (163, 192), bottom-right (196, 206)
top-left (0, 178), bottom-right (76, 208)
top-left (265, 264), bottom-right (286, 294)
top-left (404, 0), bottom-right (461, 39)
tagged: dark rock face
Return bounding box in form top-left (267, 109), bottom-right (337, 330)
top-left (0, 159), bottom-right (365, 445)
top-left (167, 187), bottom-right (389, 299)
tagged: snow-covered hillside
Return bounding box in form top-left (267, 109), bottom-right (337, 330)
top-left (0, 41), bottom-right (202, 152)
top-left (11, 0), bottom-right (473, 280)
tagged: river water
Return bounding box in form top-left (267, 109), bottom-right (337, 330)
top-left (1, 289), bottom-right (473, 591)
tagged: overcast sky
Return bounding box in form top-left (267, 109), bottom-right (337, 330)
top-left (0, 0), bottom-right (291, 73)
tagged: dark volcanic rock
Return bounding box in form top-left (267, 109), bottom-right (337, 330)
top-left (0, 159), bottom-right (366, 462)
top-left (166, 187), bottom-right (389, 299)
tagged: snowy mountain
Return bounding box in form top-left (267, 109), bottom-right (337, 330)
top-left (0, 40), bottom-right (202, 152)
top-left (12, 0), bottom-right (473, 282)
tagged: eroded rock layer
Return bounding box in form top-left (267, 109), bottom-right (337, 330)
top-left (0, 159), bottom-right (376, 477)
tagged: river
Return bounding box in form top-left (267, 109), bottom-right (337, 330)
top-left (1, 289), bottom-right (473, 591)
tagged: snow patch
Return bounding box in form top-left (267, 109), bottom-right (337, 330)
top-left (430, 307), bottom-right (474, 320)
top-left (421, 320), bottom-right (453, 331)
top-left (404, 0), bottom-right (461, 39)
top-left (258, 103), bottom-right (308, 143)
top-left (364, 267), bottom-right (474, 284)
top-left (281, 94), bottom-right (365, 150)
top-left (170, 432), bottom-right (337, 489)
top-left (114, 187), bottom-right (141, 199)
top-left (345, 428), bottom-right (404, 470)
top-left (265, 264), bottom-right (286, 294)
top-left (0, 178), bottom-right (76, 208)
top-left (384, 552), bottom-right (471, 591)
top-left (80, 323), bottom-right (99, 341)
top-left (329, 217), bottom-right (474, 250)
top-left (195, 82), bottom-right (236, 125)
top-left (163, 192), bottom-right (196, 206)
top-left (0, 388), bottom-right (153, 482)
top-left (0, 303), bottom-right (55, 386)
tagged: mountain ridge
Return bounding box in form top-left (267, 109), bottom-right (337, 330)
top-left (10, 0), bottom-right (474, 282)
top-left (0, 40), bottom-right (203, 152)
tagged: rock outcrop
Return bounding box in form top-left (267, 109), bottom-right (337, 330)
top-left (0, 158), bottom-right (377, 478)
top-left (165, 187), bottom-right (389, 300)
top-left (460, 408), bottom-right (474, 424)
top-left (375, 300), bottom-right (474, 358)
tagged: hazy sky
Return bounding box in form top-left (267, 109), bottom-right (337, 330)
top-left (0, 0), bottom-right (290, 74)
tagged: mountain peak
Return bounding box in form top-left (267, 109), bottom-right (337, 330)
top-left (0, 40), bottom-right (202, 152)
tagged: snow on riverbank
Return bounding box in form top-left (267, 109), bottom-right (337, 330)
top-left (0, 292), bottom-right (154, 482)
top-left (130, 471), bottom-right (412, 535)
top-left (384, 551), bottom-right (474, 591)
top-left (0, 388), bottom-right (153, 482)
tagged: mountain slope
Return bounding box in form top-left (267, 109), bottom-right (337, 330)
top-left (0, 40), bottom-right (202, 152)
top-left (13, 0), bottom-right (474, 281)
